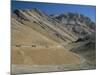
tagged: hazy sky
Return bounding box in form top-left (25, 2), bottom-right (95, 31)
top-left (12, 1), bottom-right (96, 22)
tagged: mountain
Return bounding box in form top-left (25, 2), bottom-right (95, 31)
top-left (51, 12), bottom-right (96, 67)
top-left (51, 12), bottom-right (95, 37)
top-left (11, 9), bottom-right (96, 74)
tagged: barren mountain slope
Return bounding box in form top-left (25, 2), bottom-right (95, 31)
top-left (11, 15), bottom-right (81, 65)
top-left (51, 12), bottom-right (95, 38)
top-left (51, 12), bottom-right (96, 67)
top-left (12, 9), bottom-right (79, 44)
top-left (11, 9), bottom-right (96, 74)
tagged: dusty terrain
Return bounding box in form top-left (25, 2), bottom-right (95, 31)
top-left (12, 47), bottom-right (80, 65)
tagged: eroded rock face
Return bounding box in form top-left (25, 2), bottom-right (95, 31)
top-left (51, 12), bottom-right (95, 37)
top-left (11, 9), bottom-right (96, 74)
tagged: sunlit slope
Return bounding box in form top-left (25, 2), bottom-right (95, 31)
top-left (12, 47), bottom-right (80, 65)
top-left (12, 9), bottom-right (78, 44)
top-left (11, 18), bottom-right (58, 47)
top-left (11, 9), bottom-right (81, 66)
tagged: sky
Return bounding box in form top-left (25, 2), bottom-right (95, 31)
top-left (11, 1), bottom-right (96, 22)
